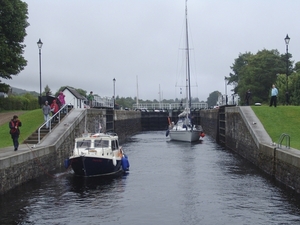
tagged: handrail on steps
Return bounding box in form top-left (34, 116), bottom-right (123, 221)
top-left (277, 133), bottom-right (290, 149)
top-left (37, 104), bottom-right (70, 144)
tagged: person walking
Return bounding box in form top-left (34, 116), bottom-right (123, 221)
top-left (50, 99), bottom-right (60, 122)
top-left (87, 91), bottom-right (94, 108)
top-left (245, 89), bottom-right (251, 106)
top-left (58, 91), bottom-right (66, 112)
top-left (42, 101), bottom-right (51, 129)
top-left (269, 84), bottom-right (278, 107)
top-left (9, 115), bottom-right (22, 151)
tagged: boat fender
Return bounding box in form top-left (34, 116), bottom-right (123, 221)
top-left (64, 159), bottom-right (70, 169)
top-left (168, 116), bottom-right (171, 125)
top-left (112, 156), bottom-right (117, 166)
top-left (118, 149), bottom-right (123, 157)
top-left (200, 132), bottom-right (205, 138)
top-left (121, 155), bottom-right (130, 171)
top-left (166, 130), bottom-right (169, 137)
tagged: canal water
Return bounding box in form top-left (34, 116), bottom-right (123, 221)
top-left (1, 131), bottom-right (300, 225)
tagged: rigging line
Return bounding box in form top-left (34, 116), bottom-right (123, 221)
top-left (175, 11), bottom-right (186, 89)
top-left (18, 134), bottom-right (56, 178)
top-left (27, 143), bottom-right (56, 179)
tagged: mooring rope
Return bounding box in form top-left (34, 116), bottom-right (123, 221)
top-left (19, 134), bottom-right (71, 179)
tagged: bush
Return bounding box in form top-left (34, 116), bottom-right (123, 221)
top-left (0, 94), bottom-right (39, 111)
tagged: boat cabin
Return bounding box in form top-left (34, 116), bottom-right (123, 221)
top-left (73, 134), bottom-right (120, 157)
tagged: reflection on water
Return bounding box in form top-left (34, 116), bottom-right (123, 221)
top-left (67, 174), bottom-right (129, 193)
top-left (1, 131), bottom-right (300, 224)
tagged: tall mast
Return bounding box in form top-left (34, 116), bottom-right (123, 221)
top-left (159, 84), bottom-right (161, 108)
top-left (136, 75), bottom-right (139, 108)
top-left (185, 0), bottom-right (192, 109)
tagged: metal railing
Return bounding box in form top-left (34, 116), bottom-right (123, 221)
top-left (92, 96), bottom-right (114, 108)
top-left (277, 133), bottom-right (290, 149)
top-left (132, 102), bottom-right (208, 110)
top-left (37, 104), bottom-right (70, 144)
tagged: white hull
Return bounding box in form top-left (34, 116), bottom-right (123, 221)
top-left (169, 129), bottom-right (201, 142)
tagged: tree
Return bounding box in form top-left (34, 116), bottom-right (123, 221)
top-left (228, 49), bottom-right (289, 105)
top-left (294, 62), bottom-right (300, 73)
top-left (227, 52), bottom-right (252, 94)
top-left (44, 85), bottom-right (51, 95)
top-left (286, 71), bottom-right (300, 105)
top-left (0, 0), bottom-right (29, 92)
top-left (207, 91), bottom-right (220, 108)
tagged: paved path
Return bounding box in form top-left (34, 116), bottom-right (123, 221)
top-left (239, 106), bottom-right (273, 146)
top-left (0, 111), bottom-right (26, 126)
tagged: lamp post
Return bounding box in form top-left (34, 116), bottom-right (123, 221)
top-left (37, 38), bottom-right (43, 97)
top-left (284, 34), bottom-right (290, 99)
top-left (113, 78), bottom-right (116, 108)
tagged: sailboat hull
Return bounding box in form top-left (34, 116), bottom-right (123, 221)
top-left (169, 129), bottom-right (201, 142)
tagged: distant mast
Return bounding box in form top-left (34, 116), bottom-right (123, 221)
top-left (136, 75), bottom-right (139, 108)
top-left (159, 84), bottom-right (161, 109)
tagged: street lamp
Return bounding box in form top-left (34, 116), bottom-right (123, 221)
top-left (37, 38), bottom-right (43, 97)
top-left (284, 34), bottom-right (290, 103)
top-left (113, 78), bottom-right (116, 108)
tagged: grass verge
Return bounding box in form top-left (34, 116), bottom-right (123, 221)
top-left (251, 105), bottom-right (300, 150)
top-left (0, 109), bottom-right (44, 148)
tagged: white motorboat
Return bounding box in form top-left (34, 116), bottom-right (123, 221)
top-left (65, 132), bottom-right (129, 177)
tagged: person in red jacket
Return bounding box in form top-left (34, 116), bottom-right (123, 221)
top-left (50, 99), bottom-right (59, 122)
top-left (9, 115), bottom-right (22, 151)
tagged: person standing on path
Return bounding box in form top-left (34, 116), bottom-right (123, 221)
top-left (87, 91), bottom-right (94, 108)
top-left (245, 89), bottom-right (251, 106)
top-left (269, 84), bottom-right (278, 107)
top-left (9, 115), bottom-right (22, 151)
top-left (42, 101), bottom-right (51, 128)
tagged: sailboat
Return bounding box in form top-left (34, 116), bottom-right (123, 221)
top-left (167, 1), bottom-right (205, 142)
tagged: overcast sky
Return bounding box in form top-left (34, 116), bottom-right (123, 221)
top-left (7, 0), bottom-right (300, 101)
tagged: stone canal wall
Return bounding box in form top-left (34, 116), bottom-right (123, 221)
top-left (201, 106), bottom-right (300, 193)
top-left (0, 109), bottom-right (86, 194)
top-left (0, 109), bottom-right (141, 194)
top-left (114, 110), bottom-right (141, 143)
top-left (200, 109), bottom-right (219, 141)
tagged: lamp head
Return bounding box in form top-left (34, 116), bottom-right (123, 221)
top-left (284, 34), bottom-right (290, 45)
top-left (37, 38), bottom-right (43, 49)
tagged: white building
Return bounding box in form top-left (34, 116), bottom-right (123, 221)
top-left (62, 87), bottom-right (86, 109)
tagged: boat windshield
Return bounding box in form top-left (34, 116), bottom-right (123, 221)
top-left (76, 140), bottom-right (91, 148)
top-left (94, 140), bottom-right (109, 148)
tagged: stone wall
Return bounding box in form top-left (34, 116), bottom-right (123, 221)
top-left (0, 109), bottom-right (87, 194)
top-left (200, 106), bottom-right (300, 193)
top-left (274, 148), bottom-right (300, 193)
top-left (224, 107), bottom-right (275, 175)
top-left (200, 109), bottom-right (218, 140)
top-left (114, 110), bottom-right (141, 143)
top-left (0, 109), bottom-right (141, 194)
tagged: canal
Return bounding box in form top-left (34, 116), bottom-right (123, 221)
top-left (1, 131), bottom-right (300, 224)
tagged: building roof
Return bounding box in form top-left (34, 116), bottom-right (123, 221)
top-left (62, 87), bottom-right (86, 100)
